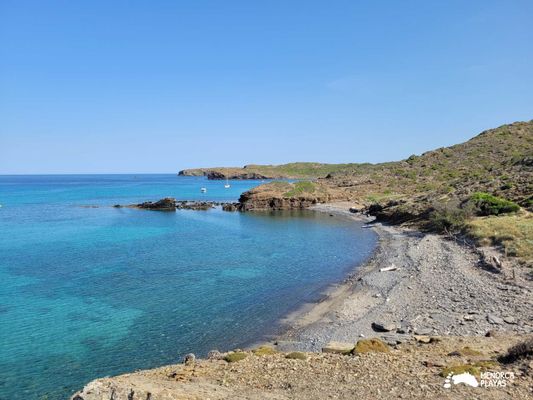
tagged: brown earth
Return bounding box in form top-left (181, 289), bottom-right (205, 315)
top-left (72, 335), bottom-right (532, 400)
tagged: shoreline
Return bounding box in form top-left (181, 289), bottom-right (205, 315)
top-left (71, 201), bottom-right (532, 399)
top-left (270, 202), bottom-right (531, 352)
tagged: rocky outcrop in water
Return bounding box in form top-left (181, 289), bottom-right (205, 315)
top-left (176, 201), bottom-right (215, 210)
top-left (137, 197), bottom-right (177, 211)
top-left (128, 199), bottom-right (228, 211)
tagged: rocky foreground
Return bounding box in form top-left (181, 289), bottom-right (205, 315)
top-left (72, 334), bottom-right (532, 400)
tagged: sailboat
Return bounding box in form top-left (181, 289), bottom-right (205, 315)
top-left (224, 178), bottom-right (230, 189)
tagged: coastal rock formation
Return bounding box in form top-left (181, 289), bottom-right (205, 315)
top-left (179, 167), bottom-right (278, 180)
top-left (222, 202), bottom-right (240, 211)
top-left (178, 162), bottom-right (359, 180)
top-left (176, 201), bottom-right (215, 210)
top-left (237, 181), bottom-right (348, 211)
top-left (130, 199), bottom-right (229, 211)
top-left (206, 170), bottom-right (271, 180)
top-left (137, 197), bottom-right (176, 211)
top-left (71, 335), bottom-right (532, 400)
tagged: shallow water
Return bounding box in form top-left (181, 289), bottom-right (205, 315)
top-left (0, 175), bottom-right (376, 399)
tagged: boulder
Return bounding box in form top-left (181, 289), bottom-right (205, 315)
top-left (183, 353), bottom-right (196, 365)
top-left (487, 314), bottom-right (504, 325)
top-left (372, 321), bottom-right (398, 332)
top-left (322, 342), bottom-right (354, 354)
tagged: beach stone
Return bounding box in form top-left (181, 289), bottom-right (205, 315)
top-left (322, 342), bottom-right (354, 354)
top-left (503, 316), bottom-right (517, 324)
top-left (372, 321), bottom-right (397, 332)
top-left (487, 314), bottom-right (504, 325)
top-left (414, 327), bottom-right (432, 335)
top-left (183, 353), bottom-right (196, 365)
top-left (414, 335), bottom-right (431, 344)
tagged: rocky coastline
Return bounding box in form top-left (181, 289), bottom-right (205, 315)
top-left (72, 121), bottom-right (532, 399)
top-left (72, 202), bottom-right (532, 400)
top-left (114, 198), bottom-right (237, 211)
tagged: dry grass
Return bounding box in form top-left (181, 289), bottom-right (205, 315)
top-left (466, 212), bottom-right (533, 261)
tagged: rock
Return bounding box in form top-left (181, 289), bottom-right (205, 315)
top-left (113, 204), bottom-right (122, 208)
top-left (237, 181), bottom-right (348, 211)
top-left (414, 335), bottom-right (431, 344)
top-left (137, 197), bottom-right (176, 211)
top-left (222, 202), bottom-right (240, 212)
top-left (372, 321), bottom-right (397, 332)
top-left (322, 342), bottom-right (354, 354)
top-left (349, 207), bottom-right (359, 213)
top-left (503, 316), bottom-right (517, 324)
top-left (463, 315), bottom-right (475, 321)
top-left (380, 334), bottom-right (405, 346)
top-left (207, 350), bottom-right (223, 360)
top-left (487, 314), bottom-right (504, 325)
top-left (176, 201), bottom-right (214, 210)
top-left (414, 327), bottom-right (432, 335)
top-left (423, 360), bottom-right (445, 367)
top-left (183, 353), bottom-right (196, 365)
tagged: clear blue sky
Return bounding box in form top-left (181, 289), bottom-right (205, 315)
top-left (1, 1), bottom-right (532, 174)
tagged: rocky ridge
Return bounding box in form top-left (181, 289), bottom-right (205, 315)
top-left (72, 334), bottom-right (532, 400)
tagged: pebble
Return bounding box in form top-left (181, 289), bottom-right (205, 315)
top-left (487, 314), bottom-right (504, 325)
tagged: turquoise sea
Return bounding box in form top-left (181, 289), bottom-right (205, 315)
top-left (0, 175), bottom-right (376, 399)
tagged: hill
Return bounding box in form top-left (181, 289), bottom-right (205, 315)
top-left (235, 121), bottom-right (532, 265)
top-left (178, 162), bottom-right (359, 180)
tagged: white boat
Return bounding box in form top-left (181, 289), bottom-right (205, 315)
top-left (224, 178), bottom-right (230, 189)
top-left (200, 187), bottom-right (207, 193)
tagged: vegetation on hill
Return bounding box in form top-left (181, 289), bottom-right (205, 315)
top-left (179, 162), bottom-right (360, 179)
top-left (234, 121), bottom-right (532, 265)
top-left (322, 121), bottom-right (532, 211)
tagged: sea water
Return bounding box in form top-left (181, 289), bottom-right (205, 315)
top-left (0, 175), bottom-right (376, 399)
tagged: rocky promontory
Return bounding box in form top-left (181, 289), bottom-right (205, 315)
top-left (236, 181), bottom-right (348, 211)
top-left (178, 162), bottom-right (359, 180)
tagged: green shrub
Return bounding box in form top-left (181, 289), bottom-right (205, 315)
top-left (353, 338), bottom-right (390, 354)
top-left (224, 352), bottom-right (247, 363)
top-left (252, 346), bottom-right (276, 356)
top-left (283, 181), bottom-right (316, 197)
top-left (470, 192), bottom-right (520, 216)
top-left (285, 351), bottom-right (307, 360)
top-left (426, 202), bottom-right (472, 233)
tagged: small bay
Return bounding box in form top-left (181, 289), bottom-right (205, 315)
top-left (0, 174), bottom-right (376, 399)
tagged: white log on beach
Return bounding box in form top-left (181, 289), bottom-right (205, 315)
top-left (379, 265), bottom-right (399, 272)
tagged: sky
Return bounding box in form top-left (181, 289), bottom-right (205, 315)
top-left (1, 1), bottom-right (532, 174)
